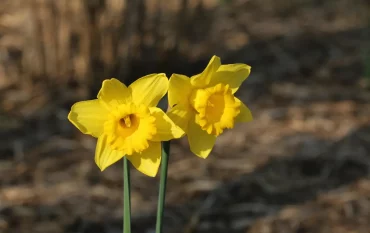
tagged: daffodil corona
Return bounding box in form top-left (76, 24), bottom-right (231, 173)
top-left (167, 56), bottom-right (253, 158)
top-left (68, 74), bottom-right (184, 177)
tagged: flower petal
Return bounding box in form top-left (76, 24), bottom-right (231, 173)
top-left (168, 74), bottom-right (192, 107)
top-left (150, 107), bottom-right (185, 141)
top-left (190, 55), bottom-right (221, 87)
top-left (129, 73), bottom-right (168, 107)
top-left (188, 116), bottom-right (216, 159)
top-left (235, 98), bottom-right (253, 123)
top-left (127, 141), bottom-right (161, 177)
top-left (210, 64), bottom-right (251, 93)
top-left (98, 78), bottom-right (131, 106)
top-left (95, 134), bottom-right (125, 171)
top-left (166, 104), bottom-right (192, 133)
top-left (68, 99), bottom-right (109, 137)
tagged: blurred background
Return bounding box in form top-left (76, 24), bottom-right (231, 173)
top-left (0, 0), bottom-right (370, 232)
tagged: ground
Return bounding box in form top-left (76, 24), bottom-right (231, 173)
top-left (0, 0), bottom-right (370, 233)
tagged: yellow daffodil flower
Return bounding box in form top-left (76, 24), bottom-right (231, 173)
top-left (167, 55), bottom-right (253, 158)
top-left (68, 74), bottom-right (184, 177)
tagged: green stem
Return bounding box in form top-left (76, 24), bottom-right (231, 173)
top-left (155, 141), bottom-right (171, 233)
top-left (123, 157), bottom-right (131, 233)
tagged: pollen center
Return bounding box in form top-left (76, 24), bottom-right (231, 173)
top-left (117, 114), bottom-right (140, 138)
top-left (120, 115), bottom-right (134, 128)
top-left (190, 83), bottom-right (240, 136)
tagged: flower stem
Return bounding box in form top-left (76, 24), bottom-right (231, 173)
top-left (123, 157), bottom-right (131, 233)
top-left (155, 141), bottom-right (171, 233)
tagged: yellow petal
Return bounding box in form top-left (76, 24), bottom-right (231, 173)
top-left (235, 97), bottom-right (253, 123)
top-left (68, 99), bottom-right (109, 137)
top-left (168, 74), bottom-right (192, 107)
top-left (95, 134), bottom-right (125, 171)
top-left (150, 107), bottom-right (185, 141)
top-left (188, 116), bottom-right (216, 158)
top-left (210, 64), bottom-right (251, 93)
top-left (166, 104), bottom-right (192, 133)
top-left (190, 55), bottom-right (221, 87)
top-left (98, 78), bottom-right (131, 106)
top-left (129, 73), bottom-right (168, 107)
top-left (127, 141), bottom-right (161, 177)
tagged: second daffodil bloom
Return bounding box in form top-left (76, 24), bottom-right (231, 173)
top-left (167, 55), bottom-right (253, 158)
top-left (68, 74), bottom-right (184, 177)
